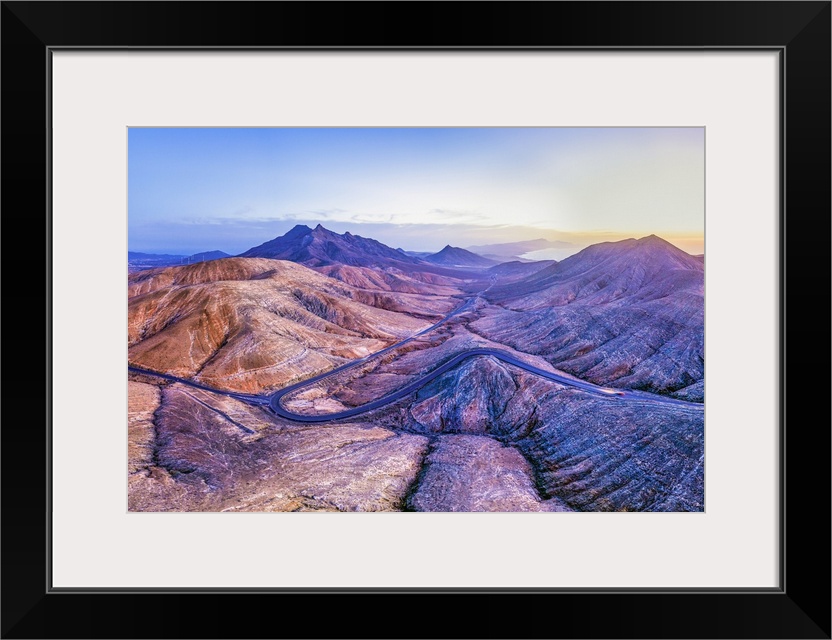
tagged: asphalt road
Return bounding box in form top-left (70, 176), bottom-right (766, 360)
top-left (128, 296), bottom-right (475, 409)
top-left (129, 294), bottom-right (703, 422)
top-left (127, 366), bottom-right (272, 405)
top-left (269, 347), bottom-right (702, 422)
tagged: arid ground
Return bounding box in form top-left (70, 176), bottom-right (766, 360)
top-left (128, 225), bottom-right (704, 512)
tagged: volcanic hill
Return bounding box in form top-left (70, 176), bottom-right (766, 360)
top-left (239, 224), bottom-right (504, 288)
top-left (477, 235), bottom-right (704, 398)
top-left (127, 257), bottom-right (452, 393)
top-left (240, 224), bottom-right (426, 269)
top-left (423, 245), bottom-right (498, 268)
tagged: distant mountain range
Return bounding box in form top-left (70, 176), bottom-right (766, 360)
top-left (128, 252), bottom-right (190, 261)
top-left (238, 224), bottom-right (509, 276)
top-left (128, 250), bottom-right (232, 272)
top-left (422, 245), bottom-right (497, 267)
top-left (129, 225), bottom-right (589, 275)
top-left (397, 248), bottom-right (433, 259)
top-left (188, 250), bottom-right (232, 262)
top-left (240, 224), bottom-right (427, 268)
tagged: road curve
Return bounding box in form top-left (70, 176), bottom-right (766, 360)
top-left (127, 365), bottom-right (273, 404)
top-left (269, 347), bottom-right (702, 422)
top-left (127, 297), bottom-right (475, 405)
top-left (128, 294), bottom-right (703, 423)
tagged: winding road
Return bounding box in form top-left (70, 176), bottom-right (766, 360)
top-left (129, 294), bottom-right (703, 423)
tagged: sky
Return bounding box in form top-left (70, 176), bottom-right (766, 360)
top-left (128, 127), bottom-right (704, 258)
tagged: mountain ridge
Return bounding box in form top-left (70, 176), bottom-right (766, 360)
top-left (423, 245), bottom-right (498, 267)
top-left (487, 234), bottom-right (702, 306)
top-left (240, 224), bottom-right (425, 268)
top-left (238, 224), bottom-right (502, 281)
top-left (475, 234), bottom-right (704, 397)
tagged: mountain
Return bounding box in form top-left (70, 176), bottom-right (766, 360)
top-left (239, 225), bottom-right (499, 286)
top-left (486, 260), bottom-right (556, 280)
top-left (128, 257), bottom-right (435, 393)
top-left (315, 264), bottom-right (464, 298)
top-left (423, 245), bottom-right (498, 268)
top-left (240, 224), bottom-right (424, 269)
top-left (188, 250), bottom-right (232, 262)
top-left (486, 234), bottom-right (702, 305)
top-left (397, 248), bottom-right (433, 258)
top-left (402, 358), bottom-right (702, 511)
top-left (475, 235), bottom-right (704, 398)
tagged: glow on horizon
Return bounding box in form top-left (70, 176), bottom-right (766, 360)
top-left (128, 127), bottom-right (704, 256)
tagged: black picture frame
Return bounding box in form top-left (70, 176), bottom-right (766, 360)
top-left (2, 2), bottom-right (829, 638)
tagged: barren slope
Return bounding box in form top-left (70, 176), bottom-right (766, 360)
top-left (128, 378), bottom-right (429, 512)
top-left (128, 258), bottom-right (438, 393)
top-left (478, 236), bottom-right (704, 397)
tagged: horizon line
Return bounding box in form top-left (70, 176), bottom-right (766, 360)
top-left (129, 224), bottom-right (705, 259)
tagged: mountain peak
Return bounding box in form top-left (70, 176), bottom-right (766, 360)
top-left (543, 233), bottom-right (702, 286)
top-left (286, 224), bottom-right (313, 236)
top-left (486, 233), bottom-right (703, 310)
top-left (240, 223), bottom-right (427, 268)
top-left (638, 234), bottom-right (665, 244)
top-left (633, 234), bottom-right (687, 252)
top-left (424, 245), bottom-right (497, 268)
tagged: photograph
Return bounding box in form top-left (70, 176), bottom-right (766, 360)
top-left (127, 126), bottom-right (705, 513)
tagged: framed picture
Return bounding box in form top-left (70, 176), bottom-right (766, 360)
top-left (3, 2), bottom-right (829, 638)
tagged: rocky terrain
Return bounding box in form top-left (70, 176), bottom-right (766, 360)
top-left (129, 352), bottom-right (702, 512)
top-left (478, 235), bottom-right (704, 399)
top-left (315, 263), bottom-right (464, 297)
top-left (128, 378), bottom-right (428, 512)
top-left (128, 229), bottom-right (704, 512)
top-left (405, 362), bottom-right (703, 512)
top-left (128, 258), bottom-right (449, 393)
top-left (406, 435), bottom-right (572, 512)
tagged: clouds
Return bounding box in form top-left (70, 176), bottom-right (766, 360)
top-left (128, 215), bottom-right (704, 258)
top-left (129, 127), bottom-right (704, 255)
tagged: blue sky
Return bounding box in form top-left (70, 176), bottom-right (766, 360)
top-left (128, 127), bottom-right (704, 257)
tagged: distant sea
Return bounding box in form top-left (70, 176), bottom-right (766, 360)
top-left (520, 247), bottom-right (583, 262)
